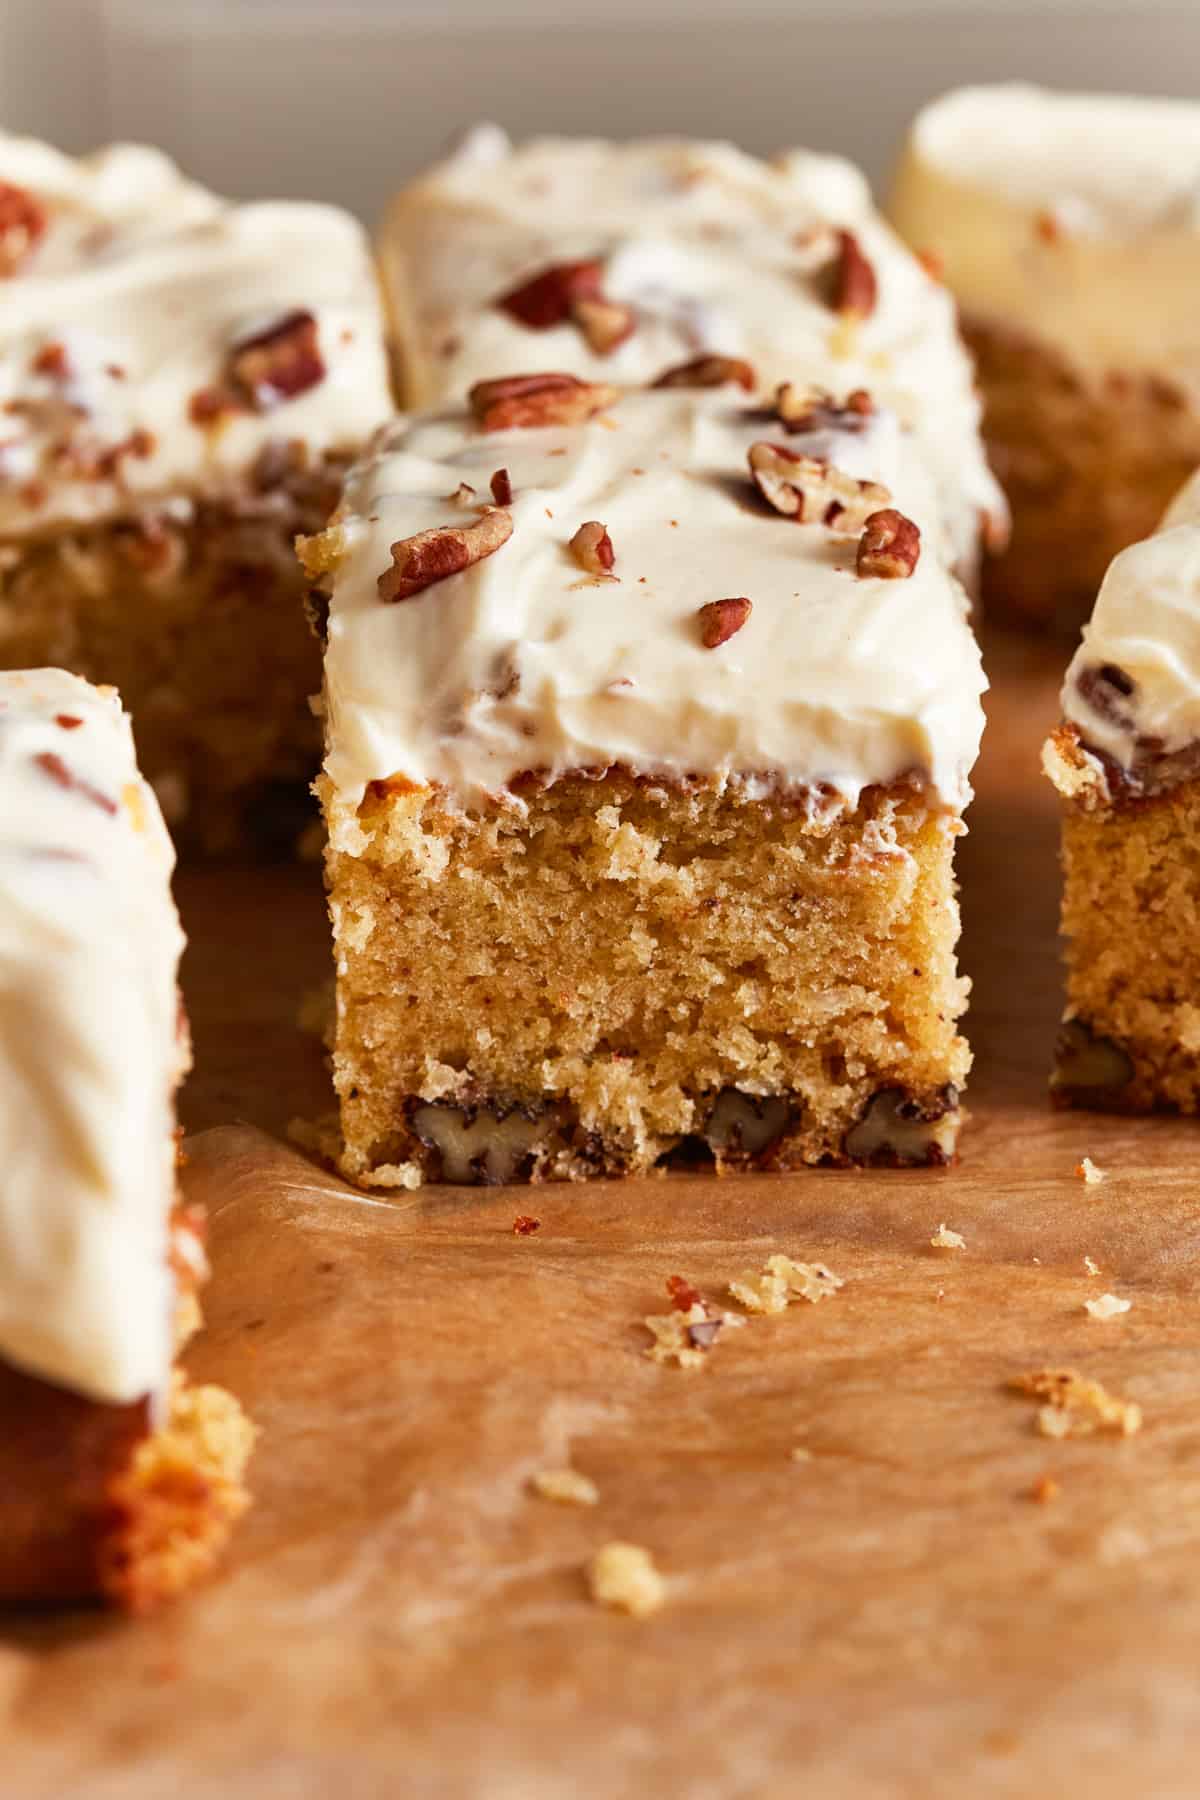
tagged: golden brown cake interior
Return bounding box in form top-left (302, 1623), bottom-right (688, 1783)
top-left (0, 450), bottom-right (343, 855)
top-left (966, 318), bottom-right (1200, 634)
top-left (324, 768), bottom-right (970, 1183)
top-left (1046, 725), bottom-right (1200, 1111)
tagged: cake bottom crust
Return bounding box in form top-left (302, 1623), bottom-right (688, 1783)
top-left (1049, 741), bottom-right (1200, 1114)
top-left (964, 315), bottom-right (1200, 635)
top-left (0, 1361), bottom-right (254, 1613)
top-left (325, 769), bottom-right (971, 1187)
top-left (0, 449), bottom-right (342, 856)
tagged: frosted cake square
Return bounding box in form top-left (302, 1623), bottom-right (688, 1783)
top-left (0, 670), bottom-right (252, 1609)
top-left (304, 371), bottom-right (985, 1186)
top-left (0, 132), bottom-right (391, 852)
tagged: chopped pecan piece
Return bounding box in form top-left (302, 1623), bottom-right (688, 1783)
top-left (666, 1275), bottom-right (703, 1313)
top-left (30, 342), bottom-right (70, 380)
top-left (697, 596), bottom-right (752, 648)
top-left (33, 750), bottom-right (118, 815)
top-left (842, 1085), bottom-right (958, 1167)
top-left (652, 354), bottom-right (756, 392)
top-left (822, 228), bottom-right (877, 318)
top-left (489, 468), bottom-right (513, 506)
top-left (569, 520), bottom-right (615, 576)
top-left (747, 442), bottom-right (890, 529)
top-left (572, 296), bottom-right (636, 356)
top-left (469, 373), bottom-right (619, 431)
top-left (857, 509), bottom-right (921, 579)
top-left (378, 506), bottom-right (513, 603)
top-left (496, 259), bottom-right (605, 329)
top-left (1050, 1020), bottom-right (1134, 1109)
top-left (230, 309), bottom-right (325, 410)
top-left (0, 181), bottom-right (48, 276)
top-left (774, 382), bottom-right (873, 433)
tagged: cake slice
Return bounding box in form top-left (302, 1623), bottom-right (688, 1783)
top-left (0, 131), bottom-right (392, 853)
top-left (304, 372), bottom-right (985, 1186)
top-left (0, 670), bottom-right (253, 1609)
top-left (890, 84), bottom-right (1200, 632)
top-left (1044, 472), bottom-right (1200, 1112)
top-left (378, 131), bottom-right (1005, 585)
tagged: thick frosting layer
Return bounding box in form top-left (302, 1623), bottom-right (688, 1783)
top-left (319, 388), bottom-right (985, 819)
top-left (380, 132), bottom-right (1004, 571)
top-left (889, 85), bottom-right (1200, 380)
top-left (0, 669), bottom-right (185, 1404)
top-left (0, 131), bottom-right (392, 537)
top-left (1062, 470), bottom-right (1200, 766)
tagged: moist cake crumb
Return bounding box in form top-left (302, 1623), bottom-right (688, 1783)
top-left (530, 1467), bottom-right (599, 1507)
top-left (1084, 1255), bottom-right (1101, 1276)
top-left (1076, 1158), bottom-right (1107, 1185)
top-left (930, 1222), bottom-right (966, 1249)
top-left (1012, 1368), bottom-right (1143, 1439)
top-left (728, 1253), bottom-right (844, 1315)
top-left (1085, 1292), bottom-right (1132, 1321)
top-left (587, 1542), bottom-right (666, 1617)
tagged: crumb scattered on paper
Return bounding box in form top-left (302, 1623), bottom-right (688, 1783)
top-left (530, 1467), bottom-right (599, 1507)
top-left (1085, 1292), bottom-right (1131, 1321)
top-left (930, 1223), bottom-right (966, 1250)
top-left (1076, 1157), bottom-right (1106, 1185)
top-left (512, 1214), bottom-right (541, 1236)
top-left (1029, 1473), bottom-right (1060, 1504)
top-left (644, 1302), bottom-right (718, 1370)
top-left (791, 1446), bottom-right (813, 1464)
top-left (587, 1542), bottom-right (665, 1617)
top-left (1012, 1367), bottom-right (1142, 1438)
top-left (728, 1253), bottom-right (844, 1315)
top-left (1084, 1256), bottom-right (1101, 1276)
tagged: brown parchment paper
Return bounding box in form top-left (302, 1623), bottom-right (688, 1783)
top-left (4, 633), bottom-right (1200, 1800)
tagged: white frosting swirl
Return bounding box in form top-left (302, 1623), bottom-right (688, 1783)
top-left (1062, 471), bottom-right (1200, 767)
top-left (379, 134), bottom-right (1004, 573)
top-left (0, 669), bottom-right (185, 1405)
top-left (321, 389), bottom-right (985, 819)
top-left (0, 130), bottom-right (392, 537)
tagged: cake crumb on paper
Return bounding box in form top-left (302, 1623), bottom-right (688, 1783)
top-left (930, 1223), bottom-right (966, 1250)
top-left (728, 1253), bottom-right (843, 1315)
top-left (1029, 1473), bottom-right (1060, 1504)
top-left (791, 1445), bottom-right (813, 1464)
top-left (1085, 1292), bottom-right (1131, 1321)
top-left (1084, 1256), bottom-right (1101, 1276)
top-left (1012, 1367), bottom-right (1142, 1439)
top-left (644, 1302), bottom-right (719, 1370)
top-left (1076, 1157), bottom-right (1106, 1185)
top-left (587, 1542), bottom-right (665, 1618)
top-left (530, 1467), bottom-right (599, 1507)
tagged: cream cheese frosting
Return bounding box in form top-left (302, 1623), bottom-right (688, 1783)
top-left (379, 133), bottom-right (1004, 573)
top-left (0, 130), bottom-right (392, 538)
top-left (0, 669), bottom-right (185, 1405)
top-left (1061, 470), bottom-right (1200, 766)
top-left (889, 85), bottom-right (1200, 381)
top-left (319, 387), bottom-right (986, 821)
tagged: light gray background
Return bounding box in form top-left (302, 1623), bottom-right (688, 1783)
top-left (1, 0), bottom-right (1197, 219)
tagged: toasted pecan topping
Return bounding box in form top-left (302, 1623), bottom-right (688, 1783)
top-left (0, 181), bottom-right (48, 276)
top-left (469, 373), bottom-right (619, 431)
top-left (490, 468), bottom-right (513, 506)
top-left (774, 382), bottom-right (873, 433)
top-left (497, 259), bottom-right (605, 329)
top-left (569, 520), bottom-right (615, 576)
top-left (822, 229), bottom-right (877, 319)
top-left (572, 295), bottom-right (636, 356)
top-left (698, 596), bottom-right (752, 648)
top-left (666, 1275), bottom-right (703, 1312)
top-left (652, 354), bottom-right (756, 392)
top-left (33, 750), bottom-right (118, 815)
top-left (31, 341), bottom-right (70, 380)
top-left (448, 482), bottom-right (477, 506)
top-left (856, 508), bottom-right (921, 579)
top-left (230, 309), bottom-right (325, 410)
top-left (378, 506), bottom-right (513, 603)
top-left (747, 441), bottom-right (890, 529)
top-left (496, 259), bottom-right (637, 357)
